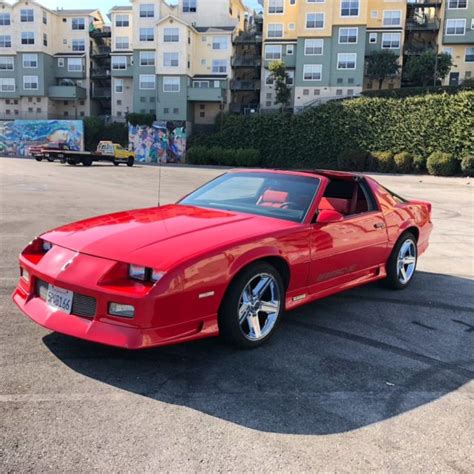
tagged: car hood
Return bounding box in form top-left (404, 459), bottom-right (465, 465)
top-left (42, 204), bottom-right (296, 269)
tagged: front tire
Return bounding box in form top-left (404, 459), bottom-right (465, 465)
top-left (383, 232), bottom-right (418, 290)
top-left (35, 156), bottom-right (43, 162)
top-left (127, 157), bottom-right (134, 167)
top-left (218, 262), bottom-right (284, 348)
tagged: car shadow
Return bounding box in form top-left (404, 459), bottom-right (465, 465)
top-left (43, 271), bottom-right (474, 435)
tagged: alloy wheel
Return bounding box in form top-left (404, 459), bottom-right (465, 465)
top-left (397, 239), bottom-right (417, 285)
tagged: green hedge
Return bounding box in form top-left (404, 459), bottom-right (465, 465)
top-left (186, 147), bottom-right (260, 167)
top-left (192, 91), bottom-right (474, 171)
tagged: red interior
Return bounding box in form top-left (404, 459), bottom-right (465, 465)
top-left (258, 190), bottom-right (289, 208)
top-left (319, 197), bottom-right (350, 215)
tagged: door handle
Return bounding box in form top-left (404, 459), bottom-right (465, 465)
top-left (374, 223), bottom-right (385, 229)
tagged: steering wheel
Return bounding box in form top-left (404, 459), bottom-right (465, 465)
top-left (280, 202), bottom-right (300, 210)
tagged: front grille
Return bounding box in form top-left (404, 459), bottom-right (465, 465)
top-left (36, 279), bottom-right (97, 318)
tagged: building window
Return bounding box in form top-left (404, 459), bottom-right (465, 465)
top-left (336, 89), bottom-right (343, 96)
top-left (116, 37), bottom-right (129, 49)
top-left (383, 11), bottom-right (401, 27)
top-left (337, 78), bottom-right (343, 84)
top-left (115, 15), bottom-right (129, 27)
top-left (304, 39), bottom-right (323, 55)
top-left (306, 13), bottom-right (324, 29)
top-left (369, 32), bottom-right (377, 44)
top-left (58, 58), bottom-right (65, 67)
top-left (466, 47), bottom-right (474, 62)
top-left (341, 0), bottom-right (359, 17)
top-left (68, 58), bottom-right (82, 72)
top-left (266, 101), bottom-right (272, 107)
top-left (264, 44), bottom-right (282, 60)
top-left (111, 56), bottom-right (127, 70)
top-left (20, 9), bottom-right (34, 22)
top-left (382, 32), bottom-right (401, 49)
top-left (164, 108), bottom-right (169, 114)
top-left (199, 111), bottom-right (205, 118)
top-left (268, 24), bottom-right (283, 37)
top-left (337, 53), bottom-right (357, 69)
top-left (23, 54), bottom-right (38, 68)
top-left (139, 74), bottom-right (155, 90)
top-left (303, 64), bottom-right (322, 81)
top-left (0, 78), bottom-right (15, 92)
top-left (266, 93), bottom-right (272, 99)
top-left (36, 107), bottom-right (41, 113)
top-left (163, 52), bottom-right (179, 67)
top-left (193, 81), bottom-right (209, 88)
top-left (139, 28), bottom-right (154, 41)
top-left (163, 76), bottom-right (180, 92)
top-left (21, 32), bottom-right (35, 45)
top-left (139, 4), bottom-right (154, 17)
top-left (339, 27), bottom-right (358, 44)
top-left (117, 100), bottom-right (122, 106)
top-left (164, 28), bottom-right (179, 42)
top-left (0, 57), bottom-right (14, 70)
top-left (212, 59), bottom-right (227, 74)
top-left (0, 35), bottom-right (12, 47)
top-left (314, 89), bottom-right (320, 95)
top-left (139, 51), bottom-right (155, 66)
top-left (72, 39), bottom-right (85, 51)
top-left (286, 44), bottom-right (294, 55)
top-left (446, 19), bottom-right (466, 35)
top-left (268, 0), bottom-right (284, 14)
top-left (371, 10), bottom-right (378, 18)
top-left (212, 36), bottom-right (228, 50)
top-left (23, 75), bottom-right (39, 90)
top-left (303, 89), bottom-right (309, 95)
top-left (448, 0), bottom-right (467, 8)
top-left (183, 0), bottom-right (197, 12)
top-left (173, 108), bottom-right (179, 114)
top-left (289, 23), bottom-right (295, 30)
top-left (0, 13), bottom-right (11, 25)
top-left (43, 33), bottom-right (47, 46)
top-left (72, 17), bottom-right (85, 30)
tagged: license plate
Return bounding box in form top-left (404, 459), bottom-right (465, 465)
top-left (46, 284), bottom-right (73, 314)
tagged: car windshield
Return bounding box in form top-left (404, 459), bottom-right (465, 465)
top-left (180, 172), bottom-right (320, 223)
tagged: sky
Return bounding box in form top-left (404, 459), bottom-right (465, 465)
top-left (5, 0), bottom-right (263, 16)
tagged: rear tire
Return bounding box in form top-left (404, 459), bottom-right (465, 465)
top-left (383, 232), bottom-right (418, 290)
top-left (113, 160), bottom-right (120, 166)
top-left (218, 262), bottom-right (284, 349)
top-left (35, 156), bottom-right (43, 162)
top-left (127, 157), bottom-right (134, 167)
top-left (82, 156), bottom-right (93, 167)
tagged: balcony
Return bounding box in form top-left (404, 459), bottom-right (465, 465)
top-left (91, 68), bottom-right (111, 79)
top-left (90, 28), bottom-right (111, 39)
top-left (230, 80), bottom-right (261, 91)
top-left (232, 57), bottom-right (262, 68)
top-left (407, 0), bottom-right (442, 7)
top-left (48, 85), bottom-right (86, 100)
top-left (91, 87), bottom-right (111, 99)
top-left (406, 17), bottom-right (440, 30)
top-left (233, 33), bottom-right (262, 45)
top-left (91, 46), bottom-right (111, 58)
top-left (188, 87), bottom-right (226, 102)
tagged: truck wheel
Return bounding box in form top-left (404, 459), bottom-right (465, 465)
top-left (82, 157), bottom-right (93, 167)
top-left (113, 160), bottom-right (120, 166)
top-left (47, 157), bottom-right (54, 162)
top-left (127, 157), bottom-right (134, 167)
top-left (67, 159), bottom-right (76, 166)
top-left (35, 156), bottom-right (43, 162)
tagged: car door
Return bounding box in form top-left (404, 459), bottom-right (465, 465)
top-left (308, 179), bottom-right (389, 293)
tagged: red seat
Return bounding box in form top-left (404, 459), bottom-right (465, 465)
top-left (319, 197), bottom-right (350, 215)
top-left (257, 190), bottom-right (289, 208)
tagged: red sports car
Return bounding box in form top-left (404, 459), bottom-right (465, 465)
top-left (13, 170), bottom-right (432, 349)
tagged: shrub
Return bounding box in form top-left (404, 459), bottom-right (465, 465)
top-left (460, 155), bottom-right (474, 176)
top-left (394, 152), bottom-right (413, 173)
top-left (370, 151), bottom-right (395, 173)
top-left (337, 149), bottom-right (367, 171)
top-left (186, 146), bottom-right (260, 167)
top-left (413, 155), bottom-right (427, 173)
top-left (427, 152), bottom-right (458, 176)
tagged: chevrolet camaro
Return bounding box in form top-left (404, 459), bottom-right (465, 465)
top-left (13, 169), bottom-right (433, 349)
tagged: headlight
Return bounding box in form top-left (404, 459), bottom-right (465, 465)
top-left (129, 264), bottom-right (147, 281)
top-left (109, 302), bottom-right (135, 318)
top-left (42, 240), bottom-right (53, 252)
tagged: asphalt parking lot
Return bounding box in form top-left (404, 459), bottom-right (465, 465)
top-left (1, 158), bottom-right (473, 472)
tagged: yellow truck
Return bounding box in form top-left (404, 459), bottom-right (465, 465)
top-left (41, 141), bottom-right (135, 167)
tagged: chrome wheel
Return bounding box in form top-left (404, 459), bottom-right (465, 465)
top-left (397, 239), bottom-right (417, 285)
top-left (238, 273), bottom-right (281, 342)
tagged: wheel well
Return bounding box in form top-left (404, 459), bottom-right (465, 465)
top-left (404, 226), bottom-right (419, 242)
top-left (231, 256), bottom-right (290, 290)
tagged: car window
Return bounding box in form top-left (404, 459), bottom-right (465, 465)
top-left (180, 172), bottom-right (320, 223)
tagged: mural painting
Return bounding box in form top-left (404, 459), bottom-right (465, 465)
top-left (129, 121), bottom-right (186, 164)
top-left (0, 120), bottom-right (84, 157)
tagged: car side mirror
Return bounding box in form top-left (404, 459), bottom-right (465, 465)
top-left (316, 209), bottom-right (344, 224)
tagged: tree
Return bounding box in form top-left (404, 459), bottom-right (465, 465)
top-left (404, 51), bottom-right (453, 87)
top-left (365, 51), bottom-right (401, 90)
top-left (268, 60), bottom-right (291, 111)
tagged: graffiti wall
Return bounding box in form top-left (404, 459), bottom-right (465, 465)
top-left (0, 120), bottom-right (84, 157)
top-left (129, 121), bottom-right (186, 164)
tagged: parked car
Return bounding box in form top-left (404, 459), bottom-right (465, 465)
top-left (30, 142), bottom-right (70, 162)
top-left (13, 169), bottom-right (432, 349)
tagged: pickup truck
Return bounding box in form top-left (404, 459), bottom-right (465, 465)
top-left (40, 141), bottom-right (135, 167)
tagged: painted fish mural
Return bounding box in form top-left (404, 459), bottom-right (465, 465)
top-left (129, 121), bottom-right (186, 164)
top-left (0, 120), bottom-right (84, 157)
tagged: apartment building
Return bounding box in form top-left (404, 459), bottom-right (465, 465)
top-left (0, 0), bottom-right (109, 120)
top-left (109, 0), bottom-right (248, 126)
